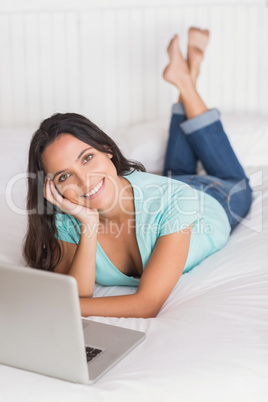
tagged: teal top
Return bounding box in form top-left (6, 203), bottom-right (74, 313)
top-left (55, 171), bottom-right (231, 287)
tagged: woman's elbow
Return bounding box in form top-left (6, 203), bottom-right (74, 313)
top-left (79, 287), bottom-right (94, 299)
top-left (139, 307), bottom-right (161, 318)
top-left (135, 294), bottom-right (162, 318)
top-left (141, 310), bottom-right (158, 319)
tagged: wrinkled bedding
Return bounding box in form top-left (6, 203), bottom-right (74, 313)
top-left (0, 120), bottom-right (267, 401)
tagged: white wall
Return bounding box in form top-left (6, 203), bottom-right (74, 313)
top-left (0, 0), bottom-right (267, 131)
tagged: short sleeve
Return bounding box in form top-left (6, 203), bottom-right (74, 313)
top-left (158, 184), bottom-right (201, 236)
top-left (54, 213), bottom-right (81, 244)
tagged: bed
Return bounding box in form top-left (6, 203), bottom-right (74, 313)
top-left (0, 1), bottom-right (268, 401)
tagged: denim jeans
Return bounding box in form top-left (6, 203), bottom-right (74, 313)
top-left (163, 103), bottom-right (252, 231)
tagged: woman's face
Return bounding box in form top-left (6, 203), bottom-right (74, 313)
top-left (41, 134), bottom-right (121, 212)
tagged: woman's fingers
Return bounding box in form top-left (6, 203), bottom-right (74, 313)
top-left (44, 179), bottom-right (85, 215)
top-left (43, 178), bottom-right (99, 226)
top-left (44, 178), bottom-right (63, 209)
top-left (48, 179), bottom-right (63, 204)
top-left (43, 178), bottom-right (52, 202)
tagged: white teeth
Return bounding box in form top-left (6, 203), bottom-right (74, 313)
top-left (83, 179), bottom-right (104, 197)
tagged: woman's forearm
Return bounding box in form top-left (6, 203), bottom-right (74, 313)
top-left (80, 292), bottom-right (158, 319)
top-left (67, 229), bottom-right (97, 297)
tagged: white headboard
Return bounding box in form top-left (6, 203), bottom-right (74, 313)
top-left (0, 0), bottom-right (267, 131)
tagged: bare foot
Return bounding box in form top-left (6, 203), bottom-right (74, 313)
top-left (163, 34), bottom-right (191, 89)
top-left (187, 27), bottom-right (210, 83)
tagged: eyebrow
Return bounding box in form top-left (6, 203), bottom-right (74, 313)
top-left (52, 147), bottom-right (93, 180)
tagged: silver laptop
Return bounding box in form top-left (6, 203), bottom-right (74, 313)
top-left (0, 263), bottom-right (145, 384)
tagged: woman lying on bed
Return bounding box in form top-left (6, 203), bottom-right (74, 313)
top-left (24, 28), bottom-right (252, 318)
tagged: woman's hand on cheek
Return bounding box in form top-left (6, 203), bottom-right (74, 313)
top-left (43, 178), bottom-right (99, 228)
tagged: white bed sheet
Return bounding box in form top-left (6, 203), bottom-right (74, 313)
top-left (0, 165), bottom-right (267, 402)
top-left (0, 111), bottom-right (268, 402)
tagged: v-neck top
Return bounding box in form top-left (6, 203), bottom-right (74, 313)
top-left (54, 171), bottom-right (231, 286)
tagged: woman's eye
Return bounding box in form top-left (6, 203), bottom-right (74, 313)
top-left (58, 173), bottom-right (70, 183)
top-left (83, 154), bottom-right (93, 164)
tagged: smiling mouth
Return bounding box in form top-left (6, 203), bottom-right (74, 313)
top-left (81, 178), bottom-right (105, 199)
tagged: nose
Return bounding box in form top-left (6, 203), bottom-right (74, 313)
top-left (76, 171), bottom-right (92, 190)
top-left (77, 171), bottom-right (103, 192)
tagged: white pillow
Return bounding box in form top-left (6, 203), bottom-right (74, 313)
top-left (0, 114), bottom-right (267, 264)
top-left (112, 118), bottom-right (169, 174)
top-left (0, 127), bottom-right (34, 194)
top-left (0, 112), bottom-right (267, 194)
top-left (221, 113), bottom-right (268, 167)
top-left (113, 113), bottom-right (268, 173)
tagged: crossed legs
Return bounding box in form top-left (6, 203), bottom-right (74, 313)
top-left (162, 28), bottom-right (252, 229)
top-left (163, 27), bottom-right (210, 176)
top-left (163, 27), bottom-right (247, 181)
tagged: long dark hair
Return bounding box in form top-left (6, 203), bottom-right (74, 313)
top-left (23, 112), bottom-right (145, 271)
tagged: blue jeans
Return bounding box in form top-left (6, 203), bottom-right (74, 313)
top-left (163, 103), bottom-right (252, 231)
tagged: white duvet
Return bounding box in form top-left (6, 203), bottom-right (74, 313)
top-left (0, 117), bottom-right (267, 402)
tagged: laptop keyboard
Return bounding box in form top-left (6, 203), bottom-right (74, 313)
top-left (85, 346), bottom-right (103, 363)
